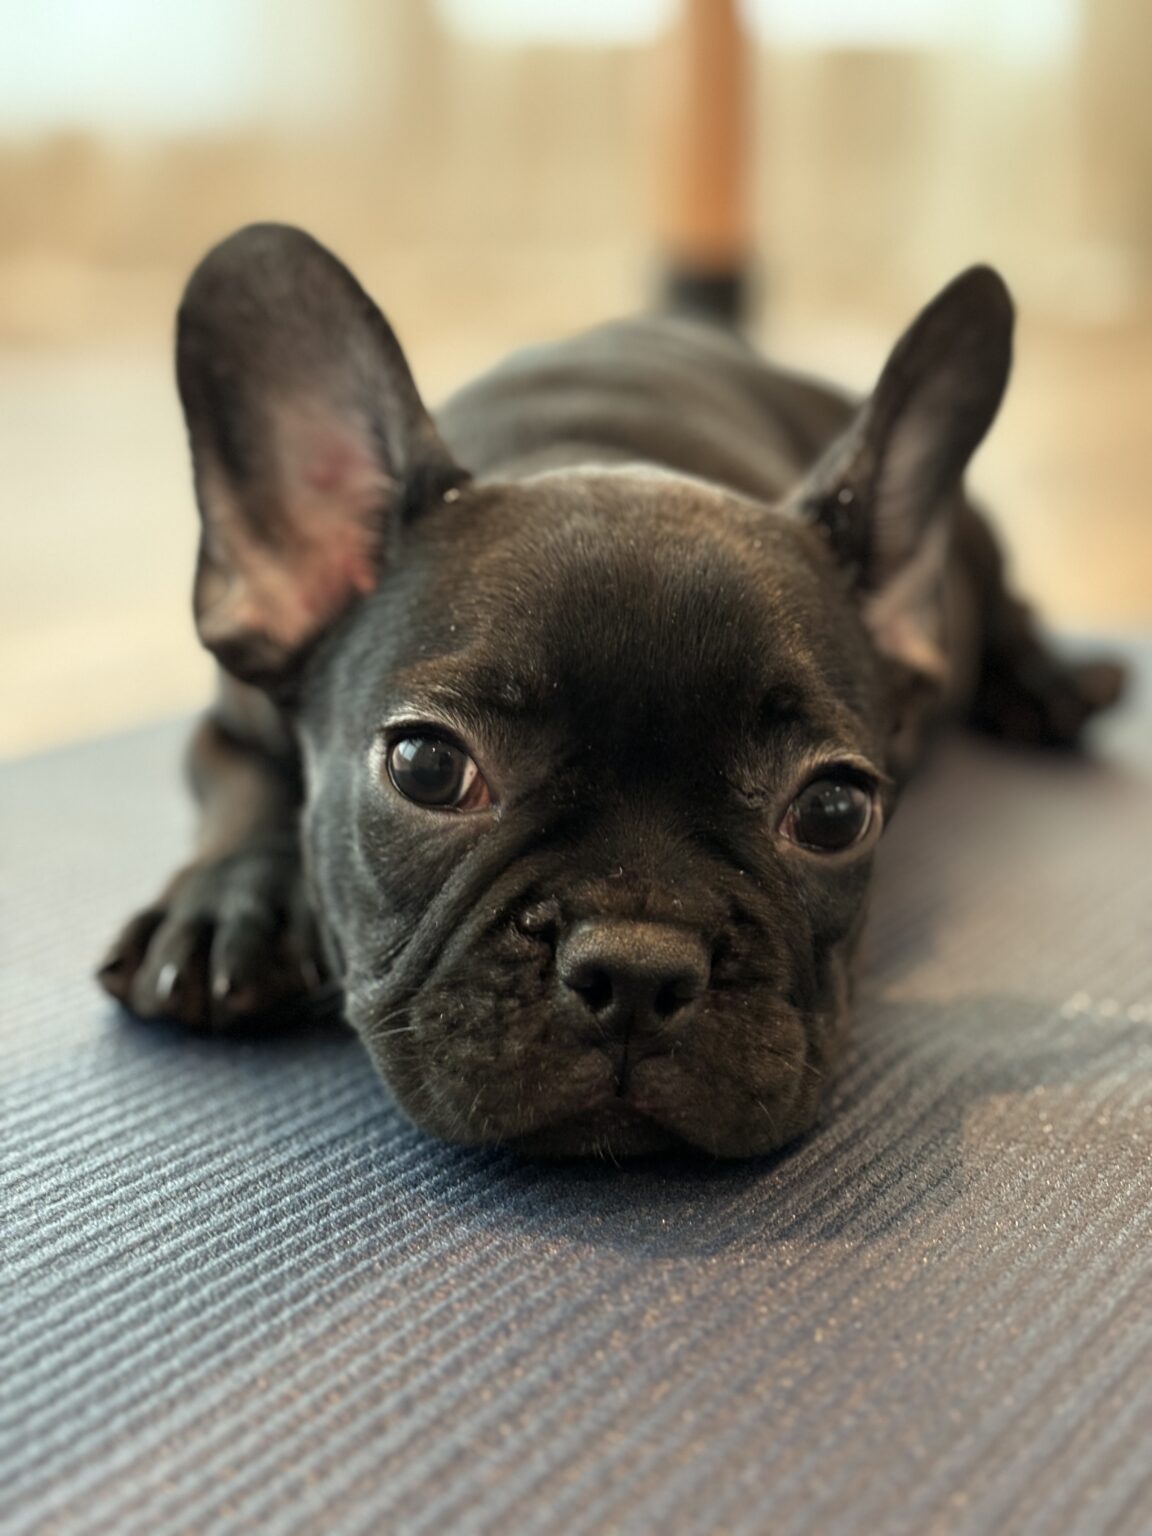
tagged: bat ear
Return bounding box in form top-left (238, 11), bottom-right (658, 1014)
top-left (791, 265), bottom-right (1014, 680)
top-left (176, 224), bottom-right (467, 691)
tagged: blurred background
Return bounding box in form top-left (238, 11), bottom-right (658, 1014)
top-left (2, 0), bottom-right (1150, 756)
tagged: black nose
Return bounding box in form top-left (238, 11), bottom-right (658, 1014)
top-left (557, 920), bottom-right (710, 1037)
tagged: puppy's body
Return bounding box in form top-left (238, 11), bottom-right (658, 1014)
top-left (440, 314), bottom-right (845, 494)
top-left (100, 230), bottom-right (1122, 1158)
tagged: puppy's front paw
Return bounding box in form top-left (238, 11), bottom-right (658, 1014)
top-left (97, 846), bottom-right (326, 1028)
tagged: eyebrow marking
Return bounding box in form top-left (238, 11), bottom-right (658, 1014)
top-left (760, 682), bottom-right (810, 727)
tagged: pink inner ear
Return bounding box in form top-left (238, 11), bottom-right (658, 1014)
top-left (196, 403), bottom-right (392, 659)
top-left (303, 433), bottom-right (375, 496)
top-left (273, 401), bottom-right (392, 609)
top-left (861, 519), bottom-right (950, 686)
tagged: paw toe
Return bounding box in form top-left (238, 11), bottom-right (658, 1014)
top-left (128, 914), bottom-right (212, 1024)
top-left (208, 915), bottom-right (302, 1022)
top-left (96, 908), bottom-right (166, 1006)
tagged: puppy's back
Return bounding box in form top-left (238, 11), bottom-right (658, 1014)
top-left (435, 314), bottom-right (854, 501)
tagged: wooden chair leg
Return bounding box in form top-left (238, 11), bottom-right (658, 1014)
top-left (654, 0), bottom-right (754, 322)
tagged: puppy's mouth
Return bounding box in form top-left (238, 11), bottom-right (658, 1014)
top-left (350, 903), bottom-right (848, 1160)
top-left (380, 1023), bottom-right (820, 1160)
top-left (509, 1097), bottom-right (684, 1160)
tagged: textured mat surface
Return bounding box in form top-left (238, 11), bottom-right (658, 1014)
top-left (3, 646), bottom-right (1152, 1536)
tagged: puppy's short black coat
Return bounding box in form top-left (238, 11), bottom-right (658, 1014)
top-left (99, 226), bottom-right (1123, 1158)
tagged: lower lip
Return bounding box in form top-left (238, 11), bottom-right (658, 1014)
top-left (579, 1098), bottom-right (653, 1128)
top-left (514, 1103), bottom-right (679, 1159)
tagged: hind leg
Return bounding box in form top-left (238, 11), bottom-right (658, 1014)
top-left (957, 500), bottom-right (1127, 747)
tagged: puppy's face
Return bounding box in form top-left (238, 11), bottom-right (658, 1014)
top-left (298, 473), bottom-right (888, 1156)
top-left (176, 225), bottom-right (1012, 1158)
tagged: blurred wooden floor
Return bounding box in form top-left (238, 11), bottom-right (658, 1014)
top-left (2, 272), bottom-right (1150, 757)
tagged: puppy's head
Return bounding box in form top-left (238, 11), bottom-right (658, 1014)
top-left (177, 225), bottom-right (1012, 1158)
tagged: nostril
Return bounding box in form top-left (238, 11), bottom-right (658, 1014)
top-left (570, 967), bottom-right (614, 1014)
top-left (653, 975), bottom-right (700, 1019)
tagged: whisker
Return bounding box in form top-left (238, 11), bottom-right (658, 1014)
top-left (753, 1096), bottom-right (781, 1138)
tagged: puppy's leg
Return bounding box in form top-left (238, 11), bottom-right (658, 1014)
top-left (97, 675), bottom-right (327, 1028)
top-left (958, 501), bottom-right (1127, 746)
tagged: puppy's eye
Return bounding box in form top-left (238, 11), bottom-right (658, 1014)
top-left (387, 735), bottom-right (492, 811)
top-left (782, 774), bottom-right (874, 853)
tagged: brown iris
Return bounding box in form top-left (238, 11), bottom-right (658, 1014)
top-left (387, 735), bottom-right (492, 811)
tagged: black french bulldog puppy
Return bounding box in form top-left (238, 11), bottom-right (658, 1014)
top-left (98, 225), bottom-right (1123, 1158)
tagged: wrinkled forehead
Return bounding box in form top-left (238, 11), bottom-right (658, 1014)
top-left (372, 473), bottom-right (882, 754)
